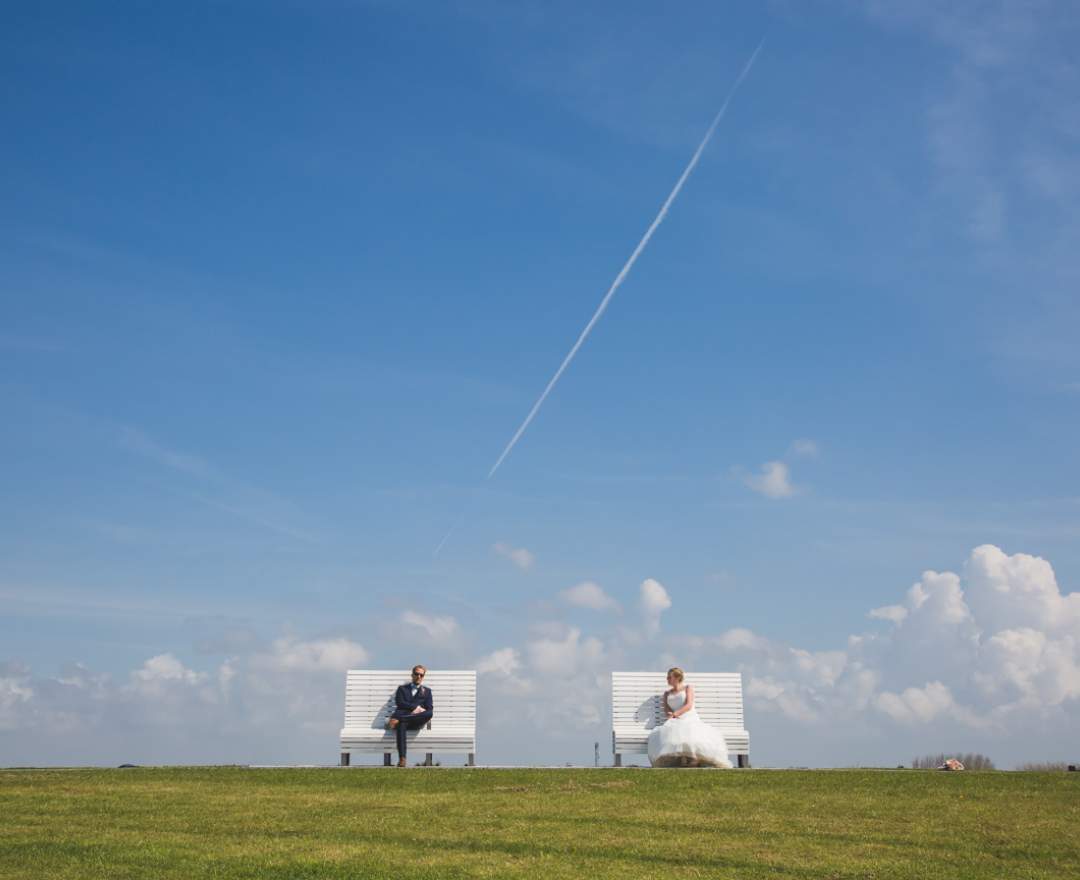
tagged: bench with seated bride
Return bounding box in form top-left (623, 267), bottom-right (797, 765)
top-left (611, 669), bottom-right (750, 767)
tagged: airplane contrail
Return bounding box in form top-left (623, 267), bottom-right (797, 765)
top-left (485, 40), bottom-right (764, 480)
top-left (435, 42), bottom-right (764, 555)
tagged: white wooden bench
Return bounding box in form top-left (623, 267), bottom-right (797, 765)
top-left (339, 669), bottom-right (476, 766)
top-left (611, 671), bottom-right (750, 767)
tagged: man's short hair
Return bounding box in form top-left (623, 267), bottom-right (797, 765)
top-left (412, 664), bottom-right (426, 675)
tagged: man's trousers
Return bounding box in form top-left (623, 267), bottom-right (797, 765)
top-left (392, 710), bottom-right (433, 762)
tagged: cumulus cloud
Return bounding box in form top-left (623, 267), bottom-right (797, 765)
top-left (0, 634), bottom-right (374, 763)
top-left (559, 581), bottom-right (621, 613)
top-left (492, 542), bottom-right (535, 571)
top-left (131, 653), bottom-right (205, 686)
top-left (743, 461), bottom-right (797, 499)
top-left (639, 578), bottom-right (672, 636)
top-left (252, 636), bottom-right (369, 673)
top-left (476, 647), bottom-right (521, 678)
top-left (400, 611), bottom-right (459, 642)
top-left (469, 625), bottom-right (613, 738)
top-left (875, 681), bottom-right (956, 725)
top-left (964, 544), bottom-right (1080, 635)
top-left (527, 627), bottom-right (605, 677)
top-left (512, 625), bottom-right (609, 731)
top-left (868, 605), bottom-right (908, 624)
top-left (640, 579), bottom-right (671, 616)
top-left (713, 627), bottom-right (771, 653)
top-left (700, 545), bottom-right (1080, 737)
top-left (976, 627), bottom-right (1080, 707)
top-left (5, 545), bottom-right (1078, 766)
top-left (0, 665), bottom-right (34, 730)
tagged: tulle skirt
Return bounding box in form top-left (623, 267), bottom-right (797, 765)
top-left (647, 710), bottom-right (732, 768)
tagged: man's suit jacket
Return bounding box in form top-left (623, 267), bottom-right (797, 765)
top-left (394, 682), bottom-right (433, 715)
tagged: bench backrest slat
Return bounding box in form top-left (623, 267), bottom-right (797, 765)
top-left (612, 671), bottom-right (744, 729)
top-left (343, 670), bottom-right (477, 730)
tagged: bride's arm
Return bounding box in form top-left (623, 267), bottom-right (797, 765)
top-left (662, 690), bottom-right (673, 718)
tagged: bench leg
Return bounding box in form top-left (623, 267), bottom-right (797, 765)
top-left (383, 753), bottom-right (391, 767)
top-left (340, 752), bottom-right (350, 767)
top-left (737, 754), bottom-right (749, 768)
top-left (614, 754), bottom-right (622, 767)
top-left (424, 753), bottom-right (433, 767)
top-left (467, 753), bottom-right (475, 767)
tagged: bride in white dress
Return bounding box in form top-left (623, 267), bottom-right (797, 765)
top-left (648, 667), bottom-right (732, 768)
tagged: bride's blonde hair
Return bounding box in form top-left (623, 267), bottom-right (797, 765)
top-left (666, 667), bottom-right (685, 683)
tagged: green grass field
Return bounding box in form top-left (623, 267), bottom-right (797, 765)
top-left (1, 767), bottom-right (1077, 878)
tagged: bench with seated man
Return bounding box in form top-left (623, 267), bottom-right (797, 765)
top-left (339, 668), bottom-right (476, 767)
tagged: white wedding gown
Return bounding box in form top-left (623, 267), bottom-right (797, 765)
top-left (647, 688), bottom-right (732, 768)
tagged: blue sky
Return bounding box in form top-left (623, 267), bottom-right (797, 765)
top-left (3, 1), bottom-right (1079, 767)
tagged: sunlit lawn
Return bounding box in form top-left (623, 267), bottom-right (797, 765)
top-left (1, 767), bottom-right (1077, 878)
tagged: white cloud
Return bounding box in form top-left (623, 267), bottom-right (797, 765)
top-left (0, 667), bottom-right (34, 731)
top-left (964, 543), bottom-right (1080, 635)
top-left (123, 654), bottom-right (221, 725)
top-left (875, 681), bottom-right (956, 725)
top-left (492, 542), bottom-right (535, 571)
top-left (254, 636), bottom-right (369, 673)
top-left (790, 438), bottom-right (819, 458)
top-left (713, 627), bottom-right (771, 652)
top-left (527, 627), bottom-right (605, 677)
top-left (131, 653), bottom-right (205, 685)
top-left (744, 675), bottom-right (785, 701)
top-left (640, 579), bottom-right (671, 616)
top-left (559, 581), bottom-right (621, 613)
top-left (695, 545), bottom-right (1080, 736)
top-left (514, 625), bottom-right (609, 731)
top-left (400, 611), bottom-right (459, 642)
top-left (0, 630), bottom-right (378, 762)
top-left (4, 545), bottom-right (1079, 766)
top-left (868, 605), bottom-right (908, 624)
top-left (790, 648), bottom-right (848, 688)
top-left (744, 461), bottom-right (797, 499)
top-left (476, 647), bottom-right (521, 678)
top-left (976, 627), bottom-right (1080, 707)
top-left (907, 570), bottom-right (972, 624)
top-left (639, 578), bottom-right (672, 636)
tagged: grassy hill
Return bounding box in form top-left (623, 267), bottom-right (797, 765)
top-left (1, 767), bottom-right (1077, 878)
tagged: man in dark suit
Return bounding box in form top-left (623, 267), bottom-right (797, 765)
top-left (387, 664), bottom-right (433, 767)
